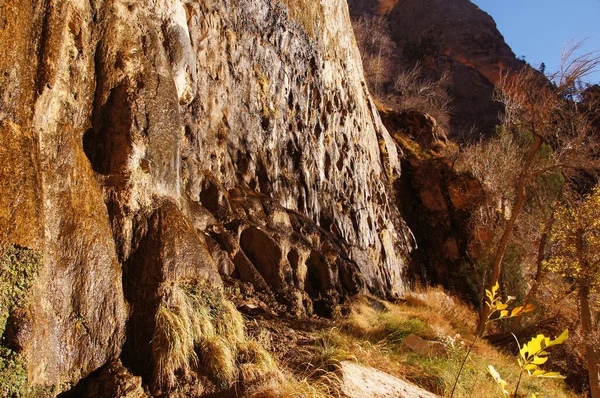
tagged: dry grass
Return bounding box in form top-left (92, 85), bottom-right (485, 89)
top-left (238, 340), bottom-right (281, 385)
top-left (248, 373), bottom-right (335, 398)
top-left (344, 298), bottom-right (434, 344)
top-left (152, 285), bottom-right (208, 388)
top-left (202, 337), bottom-right (237, 388)
top-left (244, 342), bottom-right (341, 398)
top-left (404, 286), bottom-right (479, 338)
top-left (152, 283), bottom-right (282, 392)
top-left (151, 283), bottom-right (576, 397)
top-left (151, 281), bottom-right (347, 396)
top-left (307, 291), bottom-right (578, 398)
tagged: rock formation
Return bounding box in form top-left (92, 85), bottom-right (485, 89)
top-left (380, 108), bottom-right (485, 298)
top-left (0, 0), bottom-right (414, 392)
top-left (349, 0), bottom-right (527, 138)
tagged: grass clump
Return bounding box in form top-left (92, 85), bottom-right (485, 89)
top-left (344, 296), bottom-right (434, 344)
top-left (152, 286), bottom-right (209, 388)
top-left (238, 340), bottom-right (279, 385)
top-left (202, 336), bottom-right (237, 388)
top-left (152, 282), bottom-right (281, 392)
top-left (248, 374), bottom-right (334, 398)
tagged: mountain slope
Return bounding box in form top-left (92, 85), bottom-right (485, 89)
top-left (349, 0), bottom-right (527, 137)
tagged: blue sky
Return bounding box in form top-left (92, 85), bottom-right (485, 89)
top-left (470, 0), bottom-right (600, 84)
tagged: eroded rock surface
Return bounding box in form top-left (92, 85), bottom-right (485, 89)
top-left (0, 0), bottom-right (413, 392)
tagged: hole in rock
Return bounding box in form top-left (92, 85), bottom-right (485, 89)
top-left (304, 251), bottom-right (331, 298)
top-left (261, 115), bottom-right (270, 131)
top-left (319, 210), bottom-right (334, 232)
top-left (200, 180), bottom-right (220, 214)
top-left (87, 84), bottom-right (133, 175)
top-left (336, 155), bottom-right (344, 171)
top-left (287, 249), bottom-right (300, 287)
top-left (256, 160), bottom-right (271, 194)
top-left (324, 152), bottom-right (332, 173)
top-left (240, 227), bottom-right (282, 286)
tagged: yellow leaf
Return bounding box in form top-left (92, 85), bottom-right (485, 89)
top-left (522, 335), bottom-right (544, 357)
top-left (511, 306), bottom-right (524, 317)
top-left (551, 329), bottom-right (569, 346)
top-left (497, 303), bottom-right (508, 310)
top-left (487, 365), bottom-right (510, 395)
top-left (538, 371), bottom-right (565, 379)
top-left (532, 356), bottom-right (548, 365)
top-left (522, 303), bottom-right (536, 313)
top-left (492, 282), bottom-right (500, 296)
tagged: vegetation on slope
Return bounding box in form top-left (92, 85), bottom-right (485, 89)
top-left (308, 291), bottom-right (576, 398)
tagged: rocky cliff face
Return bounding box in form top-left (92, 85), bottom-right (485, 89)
top-left (349, 0), bottom-right (526, 137)
top-left (0, 0), bottom-right (413, 392)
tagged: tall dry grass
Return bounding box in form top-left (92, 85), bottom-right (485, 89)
top-left (152, 283), bottom-right (281, 392)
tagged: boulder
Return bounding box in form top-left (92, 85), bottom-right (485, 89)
top-left (340, 361), bottom-right (439, 398)
top-left (402, 334), bottom-right (447, 357)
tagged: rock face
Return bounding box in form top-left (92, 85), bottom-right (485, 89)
top-left (380, 109), bottom-right (485, 296)
top-left (0, 0), bottom-right (413, 391)
top-left (349, 0), bottom-right (526, 137)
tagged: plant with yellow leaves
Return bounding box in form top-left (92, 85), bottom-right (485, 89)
top-left (488, 329), bottom-right (568, 397)
top-left (450, 282), bottom-right (535, 397)
top-left (545, 186), bottom-right (600, 398)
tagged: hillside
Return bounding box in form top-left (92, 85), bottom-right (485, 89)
top-left (349, 0), bottom-right (527, 138)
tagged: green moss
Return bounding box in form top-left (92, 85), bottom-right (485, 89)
top-left (0, 347), bottom-right (27, 398)
top-left (0, 245), bottom-right (41, 334)
top-left (392, 133), bottom-right (436, 162)
top-left (0, 245), bottom-right (42, 397)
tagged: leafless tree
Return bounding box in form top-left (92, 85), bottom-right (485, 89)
top-left (474, 45), bottom-right (600, 332)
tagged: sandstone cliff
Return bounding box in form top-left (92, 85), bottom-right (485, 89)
top-left (0, 0), bottom-right (413, 393)
top-left (349, 0), bottom-right (527, 137)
